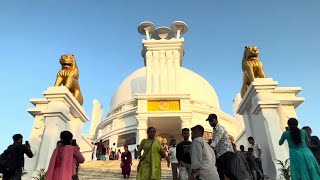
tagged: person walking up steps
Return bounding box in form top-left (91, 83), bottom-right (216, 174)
top-left (169, 139), bottom-right (179, 180)
top-left (136, 127), bottom-right (170, 180)
top-left (121, 145), bottom-right (132, 179)
top-left (94, 140), bottom-right (104, 160)
top-left (206, 114), bottom-right (235, 179)
top-left (247, 137), bottom-right (263, 179)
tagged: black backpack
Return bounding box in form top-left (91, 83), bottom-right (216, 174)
top-left (0, 145), bottom-right (19, 173)
top-left (0, 150), bottom-right (8, 173)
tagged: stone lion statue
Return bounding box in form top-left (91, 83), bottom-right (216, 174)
top-left (241, 46), bottom-right (266, 98)
top-left (54, 54), bottom-right (84, 105)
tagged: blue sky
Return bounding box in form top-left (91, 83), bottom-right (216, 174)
top-left (0, 1), bottom-right (319, 152)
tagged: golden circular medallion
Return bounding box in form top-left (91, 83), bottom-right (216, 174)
top-left (158, 101), bottom-right (170, 111)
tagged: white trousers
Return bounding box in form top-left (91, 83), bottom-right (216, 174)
top-left (179, 163), bottom-right (191, 180)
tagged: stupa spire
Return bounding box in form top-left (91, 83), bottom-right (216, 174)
top-left (137, 21), bottom-right (188, 94)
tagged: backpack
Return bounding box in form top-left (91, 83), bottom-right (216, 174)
top-left (0, 145), bottom-right (19, 173)
top-left (0, 150), bottom-right (8, 173)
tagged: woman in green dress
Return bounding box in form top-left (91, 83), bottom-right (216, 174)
top-left (136, 127), bottom-right (170, 180)
top-left (279, 118), bottom-right (320, 180)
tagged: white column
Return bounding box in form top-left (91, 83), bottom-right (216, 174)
top-left (167, 51), bottom-right (174, 93)
top-left (68, 117), bottom-right (84, 141)
top-left (136, 116), bottom-right (148, 145)
top-left (180, 116), bottom-right (192, 130)
top-left (159, 50), bottom-right (166, 93)
top-left (23, 86), bottom-right (89, 180)
top-left (172, 50), bottom-right (180, 92)
top-left (146, 51), bottom-right (152, 93)
top-left (24, 98), bottom-right (48, 176)
top-left (241, 110), bottom-right (254, 138)
top-left (237, 78), bottom-right (304, 180)
top-left (153, 51), bottom-right (159, 93)
top-left (38, 100), bottom-right (70, 169)
top-left (180, 116), bottom-right (192, 141)
top-left (89, 99), bottom-right (103, 136)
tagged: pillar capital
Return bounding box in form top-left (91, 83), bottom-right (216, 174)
top-left (180, 116), bottom-right (192, 130)
top-left (136, 116), bottom-right (148, 130)
top-left (180, 116), bottom-right (192, 121)
top-left (237, 78), bottom-right (278, 115)
top-left (43, 86), bottom-right (89, 122)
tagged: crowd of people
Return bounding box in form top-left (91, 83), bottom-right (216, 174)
top-left (94, 140), bottom-right (123, 161)
top-left (93, 140), bottom-right (133, 178)
top-left (135, 114), bottom-right (320, 180)
top-left (0, 114), bottom-right (319, 180)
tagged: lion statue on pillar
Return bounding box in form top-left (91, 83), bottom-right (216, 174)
top-left (54, 54), bottom-right (84, 105)
top-left (241, 46), bottom-right (266, 98)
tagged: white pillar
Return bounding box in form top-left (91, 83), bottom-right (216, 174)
top-left (89, 99), bottom-right (103, 136)
top-left (180, 116), bottom-right (192, 141)
top-left (23, 86), bottom-right (89, 180)
top-left (237, 78), bottom-right (304, 180)
top-left (136, 116), bottom-right (148, 145)
top-left (180, 116), bottom-right (192, 130)
top-left (142, 39), bottom-right (184, 95)
top-left (146, 51), bottom-right (153, 94)
top-left (38, 100), bottom-right (70, 170)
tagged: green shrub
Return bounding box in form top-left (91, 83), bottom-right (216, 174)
top-left (276, 158), bottom-right (290, 180)
top-left (32, 169), bottom-right (45, 180)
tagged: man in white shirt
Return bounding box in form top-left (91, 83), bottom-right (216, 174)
top-left (207, 113), bottom-right (236, 180)
top-left (169, 139), bottom-right (179, 180)
top-left (190, 125), bottom-right (219, 180)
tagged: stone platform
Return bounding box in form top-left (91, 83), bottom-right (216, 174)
top-left (78, 159), bottom-right (172, 180)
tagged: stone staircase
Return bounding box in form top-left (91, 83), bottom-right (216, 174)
top-left (78, 160), bottom-right (172, 180)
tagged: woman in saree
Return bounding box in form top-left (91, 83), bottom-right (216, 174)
top-left (136, 127), bottom-right (170, 180)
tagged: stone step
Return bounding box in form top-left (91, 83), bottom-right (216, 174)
top-left (78, 160), bottom-right (172, 180)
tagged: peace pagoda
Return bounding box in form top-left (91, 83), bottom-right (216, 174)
top-left (83, 21), bottom-right (243, 152)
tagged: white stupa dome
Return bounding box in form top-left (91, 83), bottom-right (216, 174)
top-left (109, 67), bottom-right (220, 111)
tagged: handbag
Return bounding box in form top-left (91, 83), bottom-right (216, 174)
top-left (137, 140), bottom-right (154, 171)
